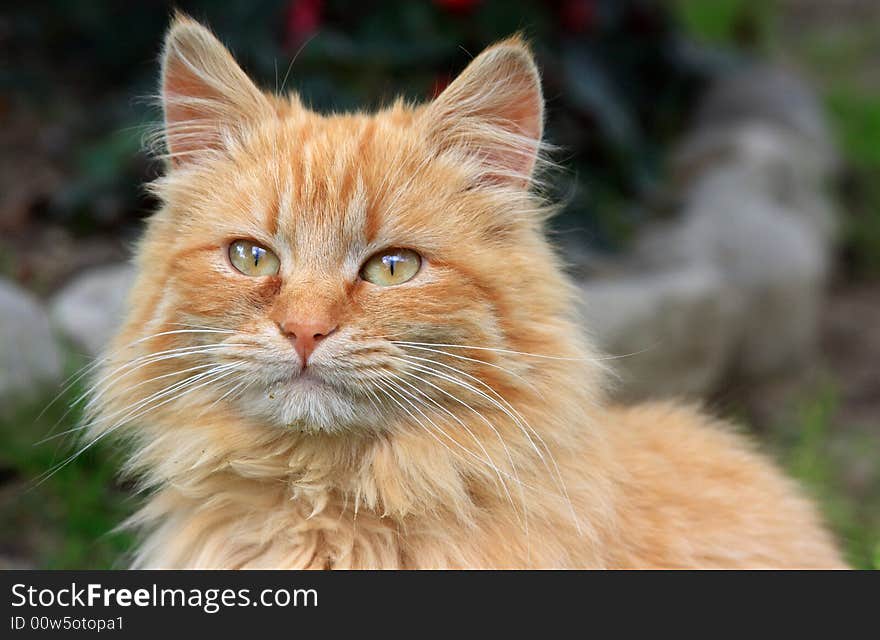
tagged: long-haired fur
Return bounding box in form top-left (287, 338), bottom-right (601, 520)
top-left (83, 16), bottom-right (844, 568)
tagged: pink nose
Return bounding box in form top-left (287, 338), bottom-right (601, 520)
top-left (278, 319), bottom-right (338, 365)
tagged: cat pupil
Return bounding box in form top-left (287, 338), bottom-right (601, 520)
top-left (252, 246), bottom-right (262, 267)
top-left (383, 255), bottom-right (396, 276)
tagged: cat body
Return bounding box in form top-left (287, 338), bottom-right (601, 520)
top-left (92, 16), bottom-right (843, 568)
top-left (125, 402), bottom-right (842, 568)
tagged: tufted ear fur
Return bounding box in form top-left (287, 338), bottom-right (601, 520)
top-left (160, 14), bottom-right (273, 166)
top-left (422, 38), bottom-right (544, 188)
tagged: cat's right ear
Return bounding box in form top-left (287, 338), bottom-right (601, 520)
top-left (160, 14), bottom-right (272, 167)
top-left (421, 37), bottom-right (544, 189)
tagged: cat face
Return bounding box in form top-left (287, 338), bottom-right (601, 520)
top-left (116, 17), bottom-right (568, 434)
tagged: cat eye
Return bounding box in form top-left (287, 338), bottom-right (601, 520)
top-left (361, 248), bottom-right (422, 286)
top-left (228, 240), bottom-right (280, 277)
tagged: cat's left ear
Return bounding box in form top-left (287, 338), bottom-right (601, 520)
top-left (422, 38), bottom-right (544, 188)
top-left (160, 14), bottom-right (273, 166)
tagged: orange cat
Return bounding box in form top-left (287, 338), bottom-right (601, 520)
top-left (90, 16), bottom-right (844, 568)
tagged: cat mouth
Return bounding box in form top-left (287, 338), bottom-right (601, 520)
top-left (260, 362), bottom-right (346, 394)
top-left (251, 365), bottom-right (366, 432)
top-left (282, 366), bottom-right (353, 397)
top-left (288, 370), bottom-right (329, 389)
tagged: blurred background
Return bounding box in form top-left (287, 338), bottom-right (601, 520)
top-left (0, 0), bottom-right (877, 568)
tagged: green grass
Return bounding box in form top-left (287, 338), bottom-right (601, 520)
top-left (771, 384), bottom-right (880, 569)
top-left (0, 356), bottom-right (136, 569)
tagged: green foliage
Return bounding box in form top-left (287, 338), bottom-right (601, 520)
top-left (820, 80), bottom-right (880, 278)
top-left (5, 0), bottom-right (722, 249)
top-left (786, 18), bottom-right (880, 277)
top-left (772, 384), bottom-right (880, 570)
top-left (828, 91), bottom-right (880, 169)
top-left (675, 0), bottom-right (775, 48)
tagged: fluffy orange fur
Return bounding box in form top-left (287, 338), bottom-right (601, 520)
top-left (90, 16), bottom-right (844, 568)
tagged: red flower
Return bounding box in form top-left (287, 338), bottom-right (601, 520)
top-left (434, 0), bottom-right (480, 15)
top-left (285, 0), bottom-right (322, 50)
top-left (429, 73), bottom-right (453, 99)
top-left (560, 0), bottom-right (597, 34)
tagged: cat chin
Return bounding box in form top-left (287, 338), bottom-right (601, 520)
top-left (238, 379), bottom-right (382, 433)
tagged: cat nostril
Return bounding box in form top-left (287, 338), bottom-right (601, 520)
top-left (313, 327), bottom-right (336, 341)
top-left (277, 323), bottom-right (294, 339)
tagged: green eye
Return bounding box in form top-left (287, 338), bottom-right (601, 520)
top-left (361, 248), bottom-right (422, 286)
top-left (228, 240), bottom-right (280, 277)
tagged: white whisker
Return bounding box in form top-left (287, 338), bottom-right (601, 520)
top-left (381, 372), bottom-right (519, 490)
top-left (33, 364), bottom-right (241, 488)
top-left (390, 367), bottom-right (530, 534)
top-left (83, 363), bottom-right (242, 440)
top-left (392, 353), bottom-right (582, 534)
top-left (37, 327), bottom-right (238, 423)
top-left (82, 343), bottom-right (250, 414)
top-left (371, 375), bottom-right (521, 524)
top-left (36, 361), bottom-right (229, 445)
top-left (392, 340), bottom-right (654, 363)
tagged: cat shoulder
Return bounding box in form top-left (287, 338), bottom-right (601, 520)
top-left (601, 401), bottom-right (846, 568)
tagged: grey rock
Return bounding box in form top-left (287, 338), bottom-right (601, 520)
top-left (577, 65), bottom-right (837, 397)
top-left (633, 132), bottom-right (832, 378)
top-left (671, 65), bottom-right (838, 244)
top-left (50, 264), bottom-right (135, 357)
top-left (579, 267), bottom-right (740, 400)
top-left (0, 278), bottom-right (63, 400)
top-left (670, 122), bottom-right (838, 242)
top-left (694, 65), bottom-right (834, 153)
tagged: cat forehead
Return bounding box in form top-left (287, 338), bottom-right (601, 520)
top-left (267, 102), bottom-right (423, 170)
top-left (161, 104), bottom-right (471, 261)
top-left (232, 107), bottom-right (459, 246)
